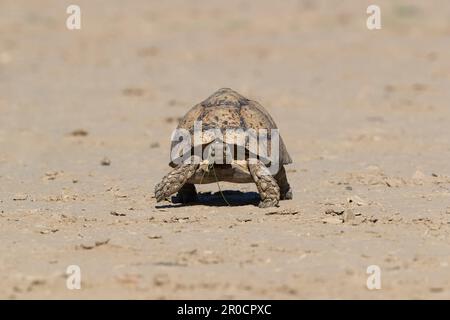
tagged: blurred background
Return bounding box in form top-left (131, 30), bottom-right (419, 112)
top-left (1, 0), bottom-right (450, 180)
top-left (1, 0), bottom-right (450, 299)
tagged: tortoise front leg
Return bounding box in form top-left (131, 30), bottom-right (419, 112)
top-left (154, 159), bottom-right (199, 203)
top-left (248, 160), bottom-right (280, 208)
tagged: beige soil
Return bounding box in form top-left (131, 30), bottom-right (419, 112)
top-left (1, 0), bottom-right (450, 299)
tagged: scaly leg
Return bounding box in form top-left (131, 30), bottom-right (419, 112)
top-left (155, 159), bottom-right (199, 203)
top-left (248, 160), bottom-right (280, 208)
top-left (274, 165), bottom-right (292, 200)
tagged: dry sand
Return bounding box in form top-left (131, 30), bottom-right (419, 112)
top-left (1, 0), bottom-right (450, 299)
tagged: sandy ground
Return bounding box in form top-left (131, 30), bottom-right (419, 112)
top-left (1, 0), bottom-right (450, 299)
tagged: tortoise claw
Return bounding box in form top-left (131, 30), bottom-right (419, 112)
top-left (258, 199), bottom-right (279, 208)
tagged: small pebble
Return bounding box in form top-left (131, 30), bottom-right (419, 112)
top-left (325, 207), bottom-right (345, 215)
top-left (101, 157), bottom-right (111, 166)
top-left (265, 209), bottom-right (299, 216)
top-left (13, 194), bottom-right (28, 201)
top-left (347, 195), bottom-right (367, 206)
top-left (70, 129), bottom-right (88, 137)
top-left (110, 211), bottom-right (126, 217)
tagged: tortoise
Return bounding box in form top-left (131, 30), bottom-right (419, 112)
top-left (154, 88), bottom-right (292, 208)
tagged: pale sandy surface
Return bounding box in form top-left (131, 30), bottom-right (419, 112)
top-left (1, 0), bottom-right (450, 299)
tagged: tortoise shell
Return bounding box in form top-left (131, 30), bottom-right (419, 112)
top-left (169, 88), bottom-right (292, 168)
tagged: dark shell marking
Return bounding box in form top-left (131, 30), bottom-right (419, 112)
top-left (172, 88), bottom-right (292, 167)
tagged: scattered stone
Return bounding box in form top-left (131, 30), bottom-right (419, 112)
top-left (79, 243), bottom-right (95, 250)
top-left (79, 238), bottom-right (110, 250)
top-left (347, 195), bottom-right (367, 206)
top-left (236, 218), bottom-right (252, 222)
top-left (153, 274), bottom-right (170, 286)
top-left (148, 235), bottom-right (162, 239)
top-left (95, 239), bottom-right (110, 246)
top-left (101, 157), bottom-right (111, 166)
top-left (429, 287), bottom-right (444, 293)
top-left (385, 177), bottom-right (403, 188)
top-left (165, 116), bottom-right (182, 124)
top-left (368, 217), bottom-right (378, 223)
top-left (110, 211), bottom-right (126, 217)
top-left (40, 228), bottom-right (59, 235)
top-left (163, 216), bottom-right (189, 223)
top-left (13, 194), bottom-right (28, 201)
top-left (44, 171), bottom-right (61, 180)
top-left (325, 207), bottom-right (345, 215)
top-left (70, 129), bottom-right (88, 137)
top-left (150, 142), bottom-right (160, 148)
top-left (265, 209), bottom-right (299, 216)
top-left (114, 192), bottom-right (128, 198)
